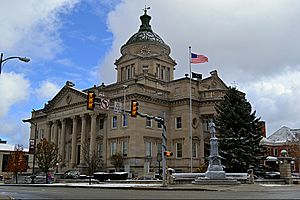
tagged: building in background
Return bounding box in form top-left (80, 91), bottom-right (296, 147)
top-left (261, 126), bottom-right (300, 173)
top-left (24, 10), bottom-right (228, 177)
top-left (0, 139), bottom-right (30, 179)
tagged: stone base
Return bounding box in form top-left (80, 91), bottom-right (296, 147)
top-left (205, 170), bottom-right (226, 179)
top-left (193, 177), bottom-right (240, 185)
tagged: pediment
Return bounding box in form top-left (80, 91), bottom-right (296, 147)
top-left (44, 86), bottom-right (86, 112)
top-left (202, 76), bottom-right (228, 90)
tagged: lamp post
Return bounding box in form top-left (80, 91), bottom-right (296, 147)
top-left (22, 120), bottom-right (37, 184)
top-left (0, 53), bottom-right (30, 74)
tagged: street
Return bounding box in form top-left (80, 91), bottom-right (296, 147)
top-left (1, 185), bottom-right (300, 199)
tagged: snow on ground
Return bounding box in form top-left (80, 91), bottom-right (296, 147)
top-left (259, 184), bottom-right (292, 187)
top-left (50, 183), bottom-right (162, 187)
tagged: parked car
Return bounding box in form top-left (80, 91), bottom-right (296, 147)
top-left (264, 171), bottom-right (280, 179)
top-left (63, 170), bottom-right (80, 179)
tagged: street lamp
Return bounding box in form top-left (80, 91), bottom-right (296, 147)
top-left (0, 53), bottom-right (30, 74)
top-left (22, 120), bottom-right (37, 184)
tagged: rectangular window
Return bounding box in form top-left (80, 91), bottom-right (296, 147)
top-left (121, 67), bottom-right (124, 81)
top-left (176, 143), bottom-right (182, 158)
top-left (111, 141), bottom-right (117, 156)
top-left (267, 147), bottom-right (272, 155)
top-left (146, 118), bottom-right (152, 128)
top-left (166, 67), bottom-right (170, 81)
top-left (122, 141), bottom-right (128, 157)
top-left (98, 143), bottom-right (103, 159)
top-left (146, 142), bottom-right (152, 157)
top-left (160, 67), bottom-right (164, 80)
top-left (131, 64), bottom-right (135, 77)
top-left (122, 114), bottom-right (128, 127)
top-left (157, 121), bottom-right (162, 129)
top-left (126, 66), bottom-right (131, 80)
top-left (274, 148), bottom-right (278, 156)
top-left (192, 143), bottom-right (197, 158)
top-left (156, 64), bottom-right (160, 78)
top-left (176, 117), bottom-right (182, 129)
top-left (99, 118), bottom-right (104, 129)
top-left (112, 116), bottom-right (117, 129)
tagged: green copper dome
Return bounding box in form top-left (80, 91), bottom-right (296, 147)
top-left (125, 11), bottom-right (168, 47)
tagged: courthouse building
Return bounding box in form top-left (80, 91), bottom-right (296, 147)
top-left (24, 10), bottom-right (228, 177)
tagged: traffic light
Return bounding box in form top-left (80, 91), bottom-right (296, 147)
top-left (131, 100), bottom-right (139, 118)
top-left (87, 91), bottom-right (96, 111)
top-left (164, 151), bottom-right (173, 157)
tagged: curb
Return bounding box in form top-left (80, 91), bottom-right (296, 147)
top-left (0, 184), bottom-right (220, 191)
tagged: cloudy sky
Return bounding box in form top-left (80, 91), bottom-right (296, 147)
top-left (1, 0), bottom-right (300, 147)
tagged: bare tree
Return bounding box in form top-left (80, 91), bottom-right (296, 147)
top-left (36, 138), bottom-right (60, 183)
top-left (82, 141), bottom-right (104, 184)
top-left (6, 144), bottom-right (28, 184)
top-left (110, 153), bottom-right (124, 172)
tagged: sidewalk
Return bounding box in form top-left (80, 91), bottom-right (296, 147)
top-left (1, 182), bottom-right (299, 192)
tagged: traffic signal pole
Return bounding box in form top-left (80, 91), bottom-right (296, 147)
top-left (87, 97), bottom-right (169, 186)
top-left (162, 120), bottom-right (167, 187)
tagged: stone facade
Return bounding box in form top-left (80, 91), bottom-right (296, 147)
top-left (24, 11), bottom-right (228, 177)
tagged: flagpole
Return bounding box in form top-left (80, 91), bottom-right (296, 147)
top-left (189, 46), bottom-right (193, 173)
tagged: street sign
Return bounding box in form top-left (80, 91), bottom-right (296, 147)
top-left (114, 101), bottom-right (123, 113)
top-left (100, 98), bottom-right (110, 110)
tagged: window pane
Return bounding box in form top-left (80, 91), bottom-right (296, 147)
top-left (146, 142), bottom-right (152, 157)
top-left (111, 142), bottom-right (116, 156)
top-left (99, 118), bottom-right (104, 129)
top-left (98, 143), bottom-right (103, 159)
top-left (122, 141), bottom-right (128, 156)
top-left (176, 117), bottom-right (182, 129)
top-left (146, 118), bottom-right (152, 127)
top-left (122, 114), bottom-right (128, 127)
top-left (176, 143), bottom-right (182, 158)
top-left (157, 121), bottom-right (162, 129)
top-left (112, 116), bottom-right (117, 128)
top-left (192, 143), bottom-right (197, 158)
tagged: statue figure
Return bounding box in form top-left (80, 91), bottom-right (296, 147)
top-left (209, 120), bottom-right (216, 138)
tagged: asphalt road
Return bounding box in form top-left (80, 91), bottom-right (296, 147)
top-left (1, 185), bottom-right (300, 199)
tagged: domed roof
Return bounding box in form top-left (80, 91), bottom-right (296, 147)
top-left (124, 10), bottom-right (169, 49)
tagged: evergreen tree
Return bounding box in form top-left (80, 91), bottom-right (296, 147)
top-left (215, 87), bottom-right (263, 173)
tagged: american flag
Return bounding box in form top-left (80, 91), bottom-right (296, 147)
top-left (191, 53), bottom-right (208, 64)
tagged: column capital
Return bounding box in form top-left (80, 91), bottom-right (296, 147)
top-left (71, 115), bottom-right (78, 121)
top-left (89, 112), bottom-right (98, 118)
top-left (80, 114), bottom-right (87, 119)
top-left (60, 118), bottom-right (67, 124)
top-left (53, 120), bottom-right (59, 125)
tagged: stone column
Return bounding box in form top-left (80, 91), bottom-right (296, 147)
top-left (279, 157), bottom-right (293, 184)
top-left (60, 119), bottom-right (66, 164)
top-left (71, 116), bottom-right (78, 168)
top-left (53, 121), bottom-right (59, 145)
top-left (46, 121), bottom-right (52, 142)
top-left (102, 116), bottom-right (107, 165)
top-left (80, 114), bottom-right (87, 165)
top-left (89, 113), bottom-right (97, 154)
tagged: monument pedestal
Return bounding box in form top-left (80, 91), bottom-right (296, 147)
top-left (193, 121), bottom-right (239, 185)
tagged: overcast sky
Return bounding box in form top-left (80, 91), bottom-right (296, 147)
top-left (1, 0), bottom-right (300, 147)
